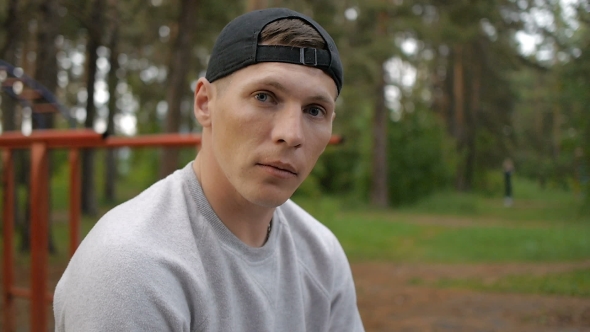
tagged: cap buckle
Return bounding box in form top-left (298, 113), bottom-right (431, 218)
top-left (300, 48), bottom-right (318, 66)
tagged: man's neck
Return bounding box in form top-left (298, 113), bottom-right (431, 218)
top-left (192, 153), bottom-right (274, 248)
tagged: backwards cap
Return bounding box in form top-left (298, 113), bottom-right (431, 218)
top-left (205, 8), bottom-right (343, 94)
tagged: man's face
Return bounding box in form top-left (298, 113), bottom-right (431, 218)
top-left (202, 62), bottom-right (337, 208)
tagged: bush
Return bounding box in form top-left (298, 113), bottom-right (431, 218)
top-left (387, 111), bottom-right (456, 206)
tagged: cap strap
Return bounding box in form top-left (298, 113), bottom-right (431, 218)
top-left (256, 45), bottom-right (331, 69)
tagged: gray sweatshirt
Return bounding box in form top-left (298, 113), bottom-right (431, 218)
top-left (54, 163), bottom-right (364, 331)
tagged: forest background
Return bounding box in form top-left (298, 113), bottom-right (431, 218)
top-left (0, 0), bottom-right (589, 248)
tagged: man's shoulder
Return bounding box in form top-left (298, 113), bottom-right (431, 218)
top-left (73, 165), bottom-right (202, 263)
top-left (277, 200), bottom-right (346, 282)
top-left (278, 199), bottom-right (337, 245)
top-left (93, 169), bottom-right (188, 235)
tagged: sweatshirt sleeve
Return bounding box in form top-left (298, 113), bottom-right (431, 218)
top-left (328, 238), bottom-right (365, 332)
top-left (53, 232), bottom-right (194, 332)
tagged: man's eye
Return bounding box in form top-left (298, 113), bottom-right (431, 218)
top-left (307, 106), bottom-right (325, 117)
top-left (255, 93), bottom-right (269, 102)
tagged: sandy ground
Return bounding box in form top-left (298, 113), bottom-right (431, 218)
top-left (352, 262), bottom-right (590, 332)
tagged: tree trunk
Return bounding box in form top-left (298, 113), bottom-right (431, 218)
top-left (1, 0), bottom-right (20, 130)
top-left (81, 0), bottom-right (105, 216)
top-left (34, 0), bottom-right (60, 254)
top-left (1, 0), bottom-right (24, 250)
top-left (104, 0), bottom-right (119, 203)
top-left (159, 0), bottom-right (199, 178)
top-left (1, 0), bottom-right (23, 257)
top-left (453, 44), bottom-right (467, 191)
top-left (552, 96), bottom-right (561, 160)
top-left (370, 64), bottom-right (389, 207)
top-left (464, 44), bottom-right (480, 191)
top-left (0, 0), bottom-right (21, 77)
top-left (370, 11), bottom-right (389, 207)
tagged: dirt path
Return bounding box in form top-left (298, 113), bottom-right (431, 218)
top-left (352, 262), bottom-right (590, 332)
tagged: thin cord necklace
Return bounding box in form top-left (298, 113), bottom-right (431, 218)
top-left (264, 219), bottom-right (273, 244)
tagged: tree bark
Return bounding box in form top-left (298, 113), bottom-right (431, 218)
top-left (453, 44), bottom-right (467, 191)
top-left (81, 0), bottom-right (105, 216)
top-left (1, 0), bottom-right (20, 131)
top-left (552, 91), bottom-right (561, 160)
top-left (33, 0), bottom-right (60, 253)
top-left (464, 43), bottom-right (480, 191)
top-left (159, 0), bottom-right (200, 178)
top-left (370, 64), bottom-right (389, 207)
top-left (104, 0), bottom-right (119, 203)
top-left (370, 11), bottom-right (389, 207)
top-left (1, 0), bottom-right (24, 256)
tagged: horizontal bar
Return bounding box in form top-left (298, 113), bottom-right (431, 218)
top-left (10, 287), bottom-right (53, 303)
top-left (0, 129), bottom-right (105, 149)
top-left (18, 89), bottom-right (42, 100)
top-left (105, 133), bottom-right (201, 148)
top-left (33, 103), bottom-right (58, 114)
top-left (0, 129), bottom-right (344, 149)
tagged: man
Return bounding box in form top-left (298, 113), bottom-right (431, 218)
top-left (54, 8), bottom-right (364, 331)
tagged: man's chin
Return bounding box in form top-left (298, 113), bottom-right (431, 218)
top-left (245, 190), bottom-right (293, 208)
top-left (250, 196), bottom-right (291, 208)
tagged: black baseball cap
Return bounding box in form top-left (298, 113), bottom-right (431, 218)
top-left (205, 8), bottom-right (343, 94)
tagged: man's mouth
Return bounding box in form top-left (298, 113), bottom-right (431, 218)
top-left (257, 161), bottom-right (298, 176)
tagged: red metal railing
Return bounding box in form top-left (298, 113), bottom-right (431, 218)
top-left (1, 129), bottom-right (201, 332)
top-left (1, 129), bottom-right (342, 331)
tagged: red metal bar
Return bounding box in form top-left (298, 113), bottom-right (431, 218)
top-left (105, 133), bottom-right (201, 148)
top-left (2, 149), bottom-right (15, 332)
top-left (69, 149), bottom-right (81, 257)
top-left (18, 89), bottom-right (42, 100)
top-left (30, 143), bottom-right (49, 332)
top-left (10, 287), bottom-right (53, 303)
top-left (0, 129), bottom-right (104, 149)
top-left (0, 130), bottom-right (344, 149)
top-left (32, 103), bottom-right (58, 114)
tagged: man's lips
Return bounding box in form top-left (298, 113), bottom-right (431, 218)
top-left (257, 161), bottom-right (298, 176)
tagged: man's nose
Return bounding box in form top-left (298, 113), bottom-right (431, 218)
top-left (272, 105), bottom-right (304, 148)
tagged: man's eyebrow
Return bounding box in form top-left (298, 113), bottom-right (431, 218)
top-left (255, 78), bottom-right (337, 104)
top-left (258, 79), bottom-right (289, 94)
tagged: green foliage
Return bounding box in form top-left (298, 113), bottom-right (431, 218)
top-left (387, 110), bottom-right (456, 206)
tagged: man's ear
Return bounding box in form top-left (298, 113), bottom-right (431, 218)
top-left (194, 77), bottom-right (213, 128)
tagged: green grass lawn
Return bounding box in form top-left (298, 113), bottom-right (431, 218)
top-left (318, 212), bottom-right (590, 263)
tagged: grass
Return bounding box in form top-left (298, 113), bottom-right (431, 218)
top-left (295, 176), bottom-right (590, 263)
top-left (409, 268), bottom-right (590, 298)
top-left (314, 211), bottom-right (590, 263)
top-left (291, 179), bottom-right (590, 297)
top-left (399, 178), bottom-right (588, 224)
